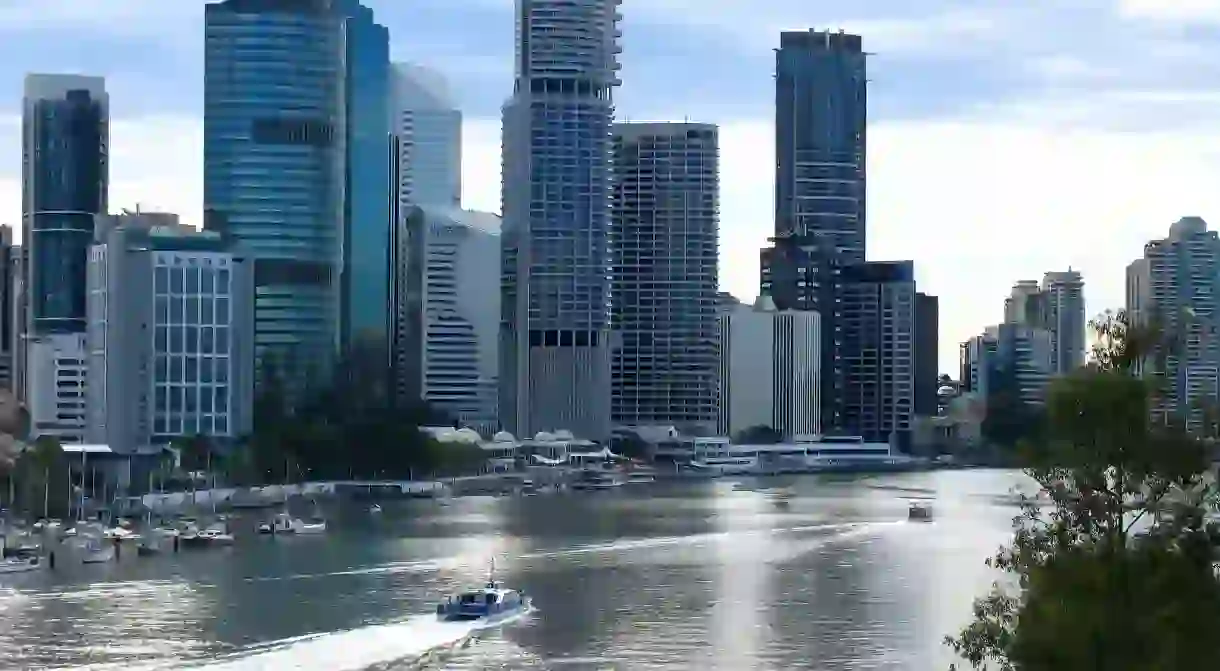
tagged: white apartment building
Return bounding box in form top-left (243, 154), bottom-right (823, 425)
top-left (396, 206), bottom-right (500, 430)
top-left (390, 62), bottom-right (461, 210)
top-left (717, 296), bottom-right (820, 440)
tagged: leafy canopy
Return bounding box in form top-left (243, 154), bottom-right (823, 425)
top-left (946, 310), bottom-right (1220, 671)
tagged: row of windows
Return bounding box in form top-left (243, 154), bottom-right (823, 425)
top-left (154, 384), bottom-right (230, 415)
top-left (154, 266), bottom-right (233, 295)
top-left (155, 297), bottom-right (232, 327)
top-left (154, 414), bottom-right (229, 438)
top-left (154, 326), bottom-right (233, 356)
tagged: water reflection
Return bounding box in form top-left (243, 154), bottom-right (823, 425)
top-left (0, 472), bottom-right (1031, 670)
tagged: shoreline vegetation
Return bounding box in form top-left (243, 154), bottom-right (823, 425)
top-left (946, 309), bottom-right (1220, 670)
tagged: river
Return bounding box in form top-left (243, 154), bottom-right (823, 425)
top-left (0, 469), bottom-right (1033, 670)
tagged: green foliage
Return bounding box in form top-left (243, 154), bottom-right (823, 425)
top-left (244, 340), bottom-right (466, 483)
top-left (733, 425), bottom-right (782, 444)
top-left (946, 310), bottom-right (1220, 670)
top-left (980, 392), bottom-right (1045, 449)
top-left (611, 432), bottom-right (651, 460)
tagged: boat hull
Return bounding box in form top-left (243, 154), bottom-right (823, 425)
top-left (437, 599), bottom-right (531, 625)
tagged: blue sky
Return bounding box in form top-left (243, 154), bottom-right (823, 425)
top-left (4, 0), bottom-right (1220, 373)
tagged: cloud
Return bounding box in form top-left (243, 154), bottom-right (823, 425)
top-left (1116, 0), bottom-right (1220, 22)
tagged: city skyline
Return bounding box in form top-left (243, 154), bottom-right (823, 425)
top-left (1, 2), bottom-right (1220, 373)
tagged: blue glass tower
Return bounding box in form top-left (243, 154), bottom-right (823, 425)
top-left (500, 0), bottom-right (622, 440)
top-left (22, 74), bottom-right (108, 336)
top-left (774, 29), bottom-right (867, 262)
top-left (204, 0), bottom-right (390, 373)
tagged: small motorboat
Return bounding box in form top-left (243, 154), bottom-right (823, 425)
top-left (80, 539), bottom-right (116, 564)
top-left (908, 501), bottom-right (934, 522)
top-left (769, 487), bottom-right (794, 509)
top-left (257, 513), bottom-right (296, 535)
top-left (295, 518), bottom-right (327, 535)
top-left (369, 504), bottom-right (383, 514)
top-left (0, 556), bottom-right (41, 574)
top-left (436, 560), bottom-right (531, 624)
top-left (197, 528), bottom-right (235, 545)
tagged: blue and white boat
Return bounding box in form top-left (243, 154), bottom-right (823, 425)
top-left (435, 560), bottom-right (532, 624)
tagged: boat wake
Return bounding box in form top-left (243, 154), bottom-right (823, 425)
top-left (179, 607), bottom-right (535, 671)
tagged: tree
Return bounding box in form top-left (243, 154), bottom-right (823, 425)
top-left (946, 310), bottom-right (1220, 670)
top-left (27, 435), bottom-right (64, 518)
top-left (734, 425), bottom-right (782, 444)
top-left (611, 432), bottom-right (652, 461)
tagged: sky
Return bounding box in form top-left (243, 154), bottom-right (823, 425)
top-left (4, 0), bottom-right (1220, 374)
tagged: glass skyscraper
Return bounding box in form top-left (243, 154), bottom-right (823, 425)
top-left (22, 74), bottom-right (109, 337)
top-left (774, 29), bottom-right (867, 262)
top-left (204, 0), bottom-right (390, 373)
top-left (500, 0), bottom-right (622, 441)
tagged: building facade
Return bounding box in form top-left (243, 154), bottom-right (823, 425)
top-left (499, 0), bottom-right (622, 440)
top-left (0, 226), bottom-right (13, 392)
top-left (1003, 271), bottom-right (1086, 375)
top-left (27, 332), bottom-right (87, 442)
top-left (390, 63), bottom-right (462, 210)
top-left (717, 296), bottom-right (820, 440)
top-left (610, 122), bottom-right (720, 433)
top-left (204, 0), bottom-right (391, 374)
top-left (915, 292), bottom-right (939, 417)
top-left (774, 29), bottom-right (867, 262)
top-left (86, 213), bottom-right (254, 451)
top-left (961, 323), bottom-right (1054, 408)
top-left (1126, 216), bottom-right (1220, 429)
top-left (395, 206), bottom-right (500, 431)
top-left (22, 74), bottom-right (108, 409)
top-left (840, 261), bottom-right (916, 444)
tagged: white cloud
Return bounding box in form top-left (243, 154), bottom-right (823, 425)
top-left (0, 0), bottom-right (200, 37)
top-left (1116, 0), bottom-right (1220, 22)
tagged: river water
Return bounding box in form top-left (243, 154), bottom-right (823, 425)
top-left (0, 469), bottom-right (1032, 670)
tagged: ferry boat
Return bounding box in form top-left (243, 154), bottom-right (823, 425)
top-left (690, 436), bottom-right (927, 476)
top-left (435, 561), bottom-right (532, 624)
top-left (908, 501), bottom-right (934, 522)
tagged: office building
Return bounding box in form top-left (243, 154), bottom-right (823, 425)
top-left (840, 261), bottom-right (916, 444)
top-left (395, 206), bottom-right (500, 430)
top-left (21, 74), bottom-right (108, 411)
top-left (0, 227), bottom-right (13, 391)
top-left (390, 63), bottom-right (462, 210)
top-left (915, 292), bottom-right (939, 416)
top-left (499, 0), bottom-right (622, 440)
top-left (774, 29), bottom-right (867, 261)
top-left (204, 0), bottom-right (391, 374)
top-left (761, 234), bottom-right (844, 430)
top-left (1003, 271), bottom-right (1086, 375)
top-left (1126, 217), bottom-right (1220, 429)
top-left (717, 296), bottom-right (820, 440)
top-left (610, 122), bottom-right (720, 433)
top-left (961, 323), bottom-right (1054, 408)
top-left (9, 245), bottom-right (24, 397)
top-left (86, 212), bottom-right (254, 451)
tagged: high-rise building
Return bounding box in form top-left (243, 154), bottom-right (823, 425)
top-left (204, 0), bottom-right (391, 375)
top-left (961, 324), bottom-right (1054, 408)
top-left (915, 292), bottom-right (939, 416)
top-left (610, 122), bottom-right (720, 433)
top-left (774, 29), bottom-right (867, 261)
top-left (499, 0), bottom-right (622, 441)
top-left (0, 226), bottom-right (13, 391)
top-left (840, 261), bottom-right (916, 444)
top-left (9, 245), bottom-right (24, 397)
top-left (761, 234), bottom-right (845, 430)
top-left (22, 74), bottom-right (108, 432)
top-left (395, 206), bottom-right (500, 432)
top-left (390, 63), bottom-right (462, 210)
top-left (86, 212), bottom-right (254, 451)
top-left (1127, 216), bottom-right (1220, 429)
top-left (717, 296), bottom-right (820, 440)
top-left (1003, 272), bottom-right (1086, 375)
top-left (1041, 270), bottom-right (1086, 373)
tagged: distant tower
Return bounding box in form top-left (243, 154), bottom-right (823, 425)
top-left (390, 63), bottom-right (462, 210)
